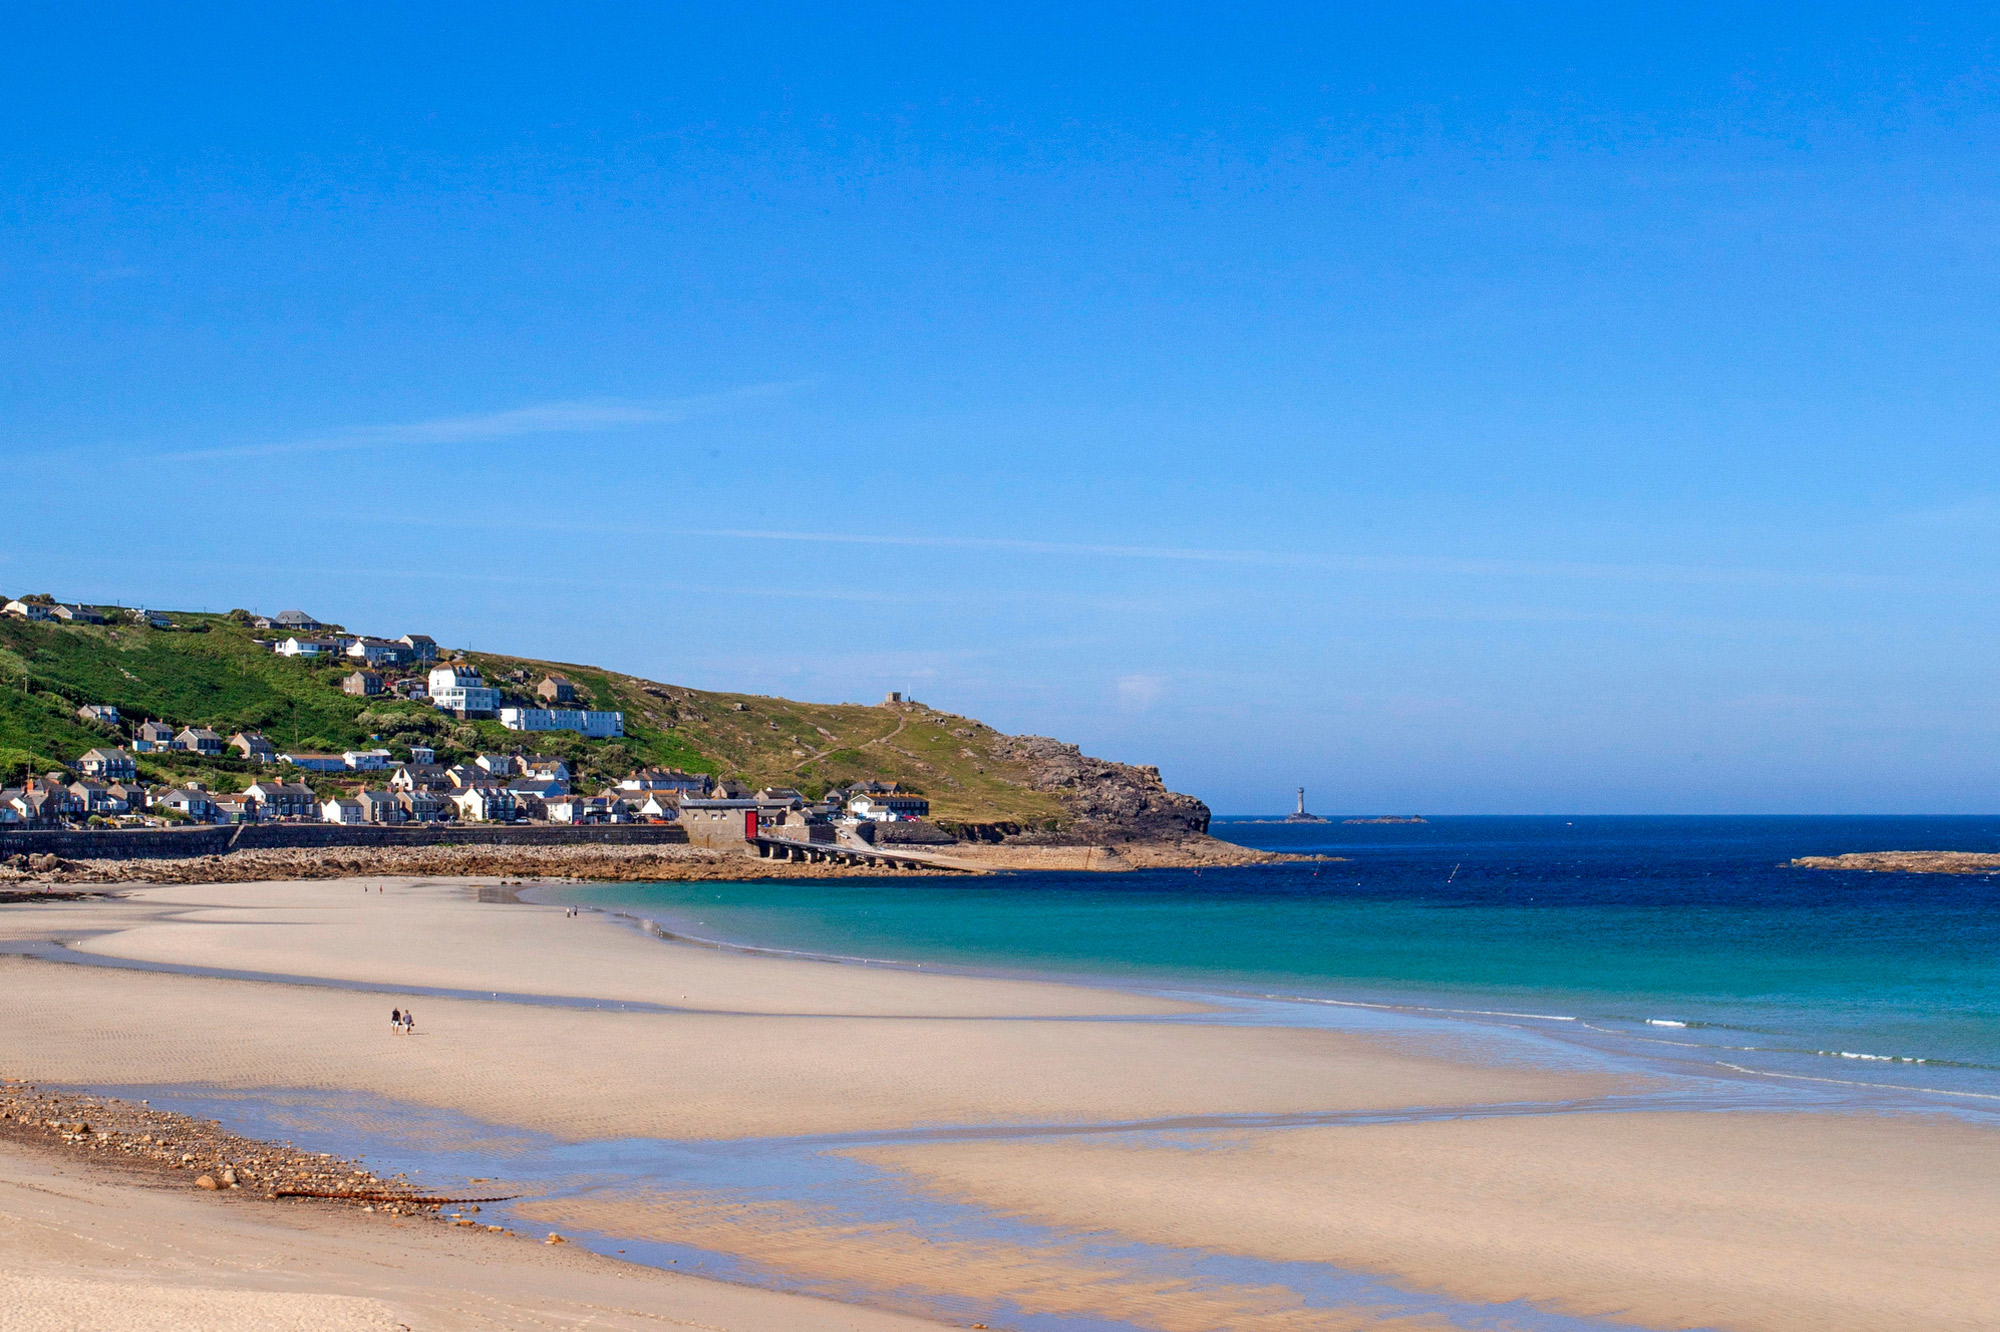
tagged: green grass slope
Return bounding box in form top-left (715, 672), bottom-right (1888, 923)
top-left (0, 614), bottom-right (1068, 825)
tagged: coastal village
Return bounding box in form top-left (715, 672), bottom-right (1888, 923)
top-left (0, 598), bottom-right (943, 853)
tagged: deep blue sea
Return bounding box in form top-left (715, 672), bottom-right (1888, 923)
top-left (553, 816), bottom-right (2000, 1101)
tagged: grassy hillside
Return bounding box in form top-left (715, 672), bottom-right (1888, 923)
top-left (0, 613), bottom-right (1068, 825)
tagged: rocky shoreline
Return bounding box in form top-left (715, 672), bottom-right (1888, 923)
top-left (0, 1078), bottom-right (472, 1221)
top-left (1790, 850), bottom-right (2000, 875)
top-left (0, 835), bottom-right (1306, 888)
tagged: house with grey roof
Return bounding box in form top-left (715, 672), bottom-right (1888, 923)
top-left (450, 785), bottom-right (516, 822)
top-left (229, 732), bottom-right (277, 762)
top-left (78, 748), bottom-right (137, 783)
top-left (153, 787), bottom-right (217, 821)
top-left (173, 727), bottom-right (225, 756)
top-left (67, 779), bottom-right (128, 815)
top-left (211, 793), bottom-right (259, 823)
top-left (244, 780), bottom-right (317, 820)
top-left (133, 720), bottom-right (177, 753)
top-left (397, 789), bottom-right (450, 822)
top-left (346, 637), bottom-right (414, 667)
top-left (320, 794), bottom-right (367, 825)
top-left (390, 764), bottom-right (452, 793)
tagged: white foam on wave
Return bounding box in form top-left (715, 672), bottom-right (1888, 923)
top-left (1646, 1019), bottom-right (1688, 1028)
top-left (1716, 1061), bottom-right (2000, 1100)
top-left (1259, 993), bottom-right (1577, 1022)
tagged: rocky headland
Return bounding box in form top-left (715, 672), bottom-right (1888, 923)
top-left (1790, 850), bottom-right (2000, 875)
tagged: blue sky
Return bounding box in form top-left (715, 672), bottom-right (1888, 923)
top-left (9, 4), bottom-right (2000, 813)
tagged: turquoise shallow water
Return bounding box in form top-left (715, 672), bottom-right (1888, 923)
top-left (550, 816), bottom-right (2000, 1099)
top-left (62, 815), bottom-right (1999, 1332)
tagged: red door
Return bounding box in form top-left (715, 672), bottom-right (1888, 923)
top-left (745, 809), bottom-right (758, 840)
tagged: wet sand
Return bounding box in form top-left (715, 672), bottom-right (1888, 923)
top-left (0, 1136), bottom-right (950, 1332)
top-left (0, 876), bottom-right (1992, 1330)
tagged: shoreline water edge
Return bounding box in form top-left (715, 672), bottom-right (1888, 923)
top-left (1, 819), bottom-right (1997, 1331)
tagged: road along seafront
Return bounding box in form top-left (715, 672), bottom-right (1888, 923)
top-left (0, 876), bottom-right (1994, 1332)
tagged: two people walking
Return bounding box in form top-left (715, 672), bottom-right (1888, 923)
top-left (389, 1007), bottom-right (416, 1035)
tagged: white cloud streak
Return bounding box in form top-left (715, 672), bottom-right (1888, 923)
top-left (162, 381), bottom-right (808, 461)
top-left (681, 528), bottom-right (1924, 592)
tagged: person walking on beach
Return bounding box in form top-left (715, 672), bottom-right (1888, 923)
top-left (390, 1007), bottom-right (402, 1034)
top-left (402, 1008), bottom-right (415, 1036)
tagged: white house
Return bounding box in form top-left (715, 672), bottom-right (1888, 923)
top-left (619, 768), bottom-right (707, 793)
top-left (276, 637), bottom-right (337, 657)
top-left (321, 795), bottom-right (367, 825)
top-left (3, 601), bottom-right (50, 621)
top-left (496, 707), bottom-right (624, 738)
top-left (626, 790), bottom-right (681, 821)
top-left (280, 752), bottom-right (349, 773)
top-left (346, 637), bottom-right (413, 666)
top-left (848, 792), bottom-right (931, 821)
top-left (548, 794), bottom-right (624, 824)
top-left (343, 748), bottom-right (394, 771)
top-left (429, 663), bottom-right (500, 717)
top-left (521, 756), bottom-right (571, 783)
top-left (451, 786), bottom-right (516, 822)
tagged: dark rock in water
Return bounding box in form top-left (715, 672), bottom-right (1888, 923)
top-left (989, 735), bottom-right (1211, 842)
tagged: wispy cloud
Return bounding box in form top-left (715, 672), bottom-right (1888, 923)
top-left (1116, 673), bottom-right (1169, 712)
top-left (682, 528), bottom-right (1924, 592)
top-left (315, 514), bottom-right (1956, 594)
top-left (163, 381), bottom-right (808, 461)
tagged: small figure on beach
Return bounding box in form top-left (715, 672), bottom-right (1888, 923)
top-left (390, 1007), bottom-right (402, 1034)
top-left (402, 1009), bottom-right (415, 1035)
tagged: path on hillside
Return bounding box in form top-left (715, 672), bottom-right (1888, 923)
top-left (792, 714), bottom-right (906, 774)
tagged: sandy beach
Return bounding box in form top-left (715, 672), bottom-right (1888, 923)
top-left (0, 876), bottom-right (1994, 1331)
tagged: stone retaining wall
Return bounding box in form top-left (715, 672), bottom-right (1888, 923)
top-left (0, 823), bottom-right (689, 861)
